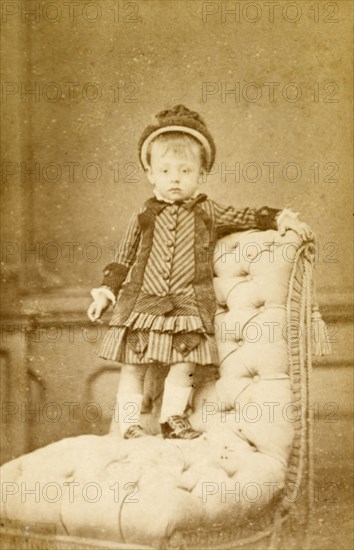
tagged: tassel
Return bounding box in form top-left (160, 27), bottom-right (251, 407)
top-left (311, 305), bottom-right (332, 356)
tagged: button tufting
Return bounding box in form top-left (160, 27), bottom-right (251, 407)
top-left (180, 343), bottom-right (187, 351)
top-left (253, 375), bottom-right (260, 382)
top-left (237, 340), bottom-right (244, 347)
top-left (259, 305), bottom-right (265, 312)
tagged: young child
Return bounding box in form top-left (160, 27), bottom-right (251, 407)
top-left (87, 104), bottom-right (313, 440)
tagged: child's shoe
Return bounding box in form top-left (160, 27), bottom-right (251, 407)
top-left (160, 415), bottom-right (201, 439)
top-left (123, 425), bottom-right (146, 439)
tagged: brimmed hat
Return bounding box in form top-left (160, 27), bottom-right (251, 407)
top-left (138, 105), bottom-right (216, 172)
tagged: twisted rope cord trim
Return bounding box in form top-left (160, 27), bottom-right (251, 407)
top-left (304, 257), bottom-right (314, 549)
top-left (285, 245), bottom-right (310, 493)
top-left (268, 243), bottom-right (314, 549)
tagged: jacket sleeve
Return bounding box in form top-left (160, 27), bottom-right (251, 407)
top-left (101, 210), bottom-right (142, 298)
top-left (212, 201), bottom-right (281, 237)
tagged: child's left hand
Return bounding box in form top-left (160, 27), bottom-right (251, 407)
top-left (277, 209), bottom-right (314, 241)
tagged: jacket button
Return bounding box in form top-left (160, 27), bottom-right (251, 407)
top-left (167, 240), bottom-right (174, 247)
top-left (104, 269), bottom-right (110, 276)
top-left (170, 207), bottom-right (177, 215)
top-left (162, 273), bottom-right (169, 280)
top-left (160, 291), bottom-right (167, 297)
top-left (164, 254), bottom-right (171, 262)
top-left (180, 343), bottom-right (187, 352)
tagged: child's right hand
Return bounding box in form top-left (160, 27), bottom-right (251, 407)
top-left (87, 294), bottom-right (110, 322)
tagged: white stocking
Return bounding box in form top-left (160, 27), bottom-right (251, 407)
top-left (159, 379), bottom-right (193, 423)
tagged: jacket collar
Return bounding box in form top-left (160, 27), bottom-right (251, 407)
top-left (144, 193), bottom-right (208, 213)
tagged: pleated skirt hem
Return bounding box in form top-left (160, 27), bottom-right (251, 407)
top-left (98, 326), bottom-right (219, 366)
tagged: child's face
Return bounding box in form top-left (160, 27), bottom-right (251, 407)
top-left (146, 140), bottom-right (203, 202)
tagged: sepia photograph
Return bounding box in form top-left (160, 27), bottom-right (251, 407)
top-left (0, 1), bottom-right (353, 549)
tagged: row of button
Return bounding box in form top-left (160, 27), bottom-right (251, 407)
top-left (160, 208), bottom-right (177, 282)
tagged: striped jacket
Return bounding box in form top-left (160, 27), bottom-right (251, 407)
top-left (101, 194), bottom-right (279, 334)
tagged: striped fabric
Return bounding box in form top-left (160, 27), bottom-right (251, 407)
top-left (98, 196), bottom-right (279, 366)
top-left (99, 202), bottom-right (216, 365)
top-left (138, 205), bottom-right (195, 297)
top-left (201, 200), bottom-right (278, 234)
top-left (98, 326), bottom-right (219, 366)
top-left (113, 208), bottom-right (144, 270)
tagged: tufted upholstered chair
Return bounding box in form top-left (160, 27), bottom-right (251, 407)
top-left (0, 229), bottom-right (318, 550)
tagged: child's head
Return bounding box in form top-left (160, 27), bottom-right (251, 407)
top-left (145, 132), bottom-right (205, 202)
top-left (139, 105), bottom-right (216, 201)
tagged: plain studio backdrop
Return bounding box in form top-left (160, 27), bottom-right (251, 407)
top-left (0, 2), bottom-right (353, 548)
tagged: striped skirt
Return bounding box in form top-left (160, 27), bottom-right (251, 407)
top-left (98, 312), bottom-right (219, 366)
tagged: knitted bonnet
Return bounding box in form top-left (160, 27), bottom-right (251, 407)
top-left (138, 105), bottom-right (216, 173)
